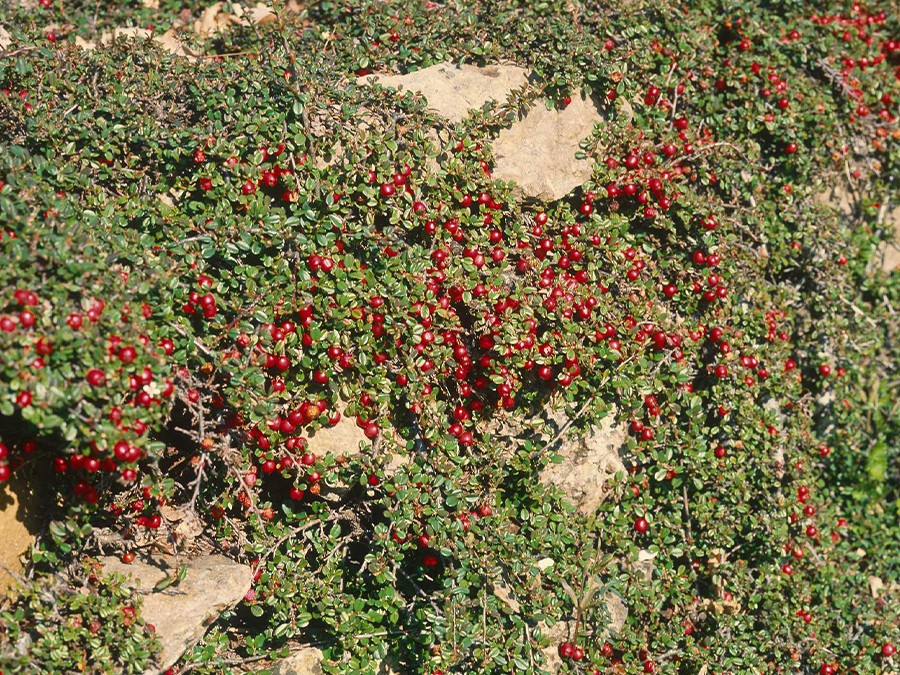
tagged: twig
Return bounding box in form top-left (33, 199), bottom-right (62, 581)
top-left (682, 484), bottom-right (693, 546)
top-left (252, 517), bottom-right (324, 573)
top-left (0, 46), bottom-right (38, 60)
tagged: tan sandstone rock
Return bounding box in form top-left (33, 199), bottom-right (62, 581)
top-left (356, 62), bottom-right (529, 124)
top-left (100, 554), bottom-right (251, 674)
top-left (539, 413), bottom-right (627, 515)
top-left (492, 92), bottom-right (602, 200)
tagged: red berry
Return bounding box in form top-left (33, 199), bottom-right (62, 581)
top-left (86, 369), bottom-right (106, 387)
top-left (634, 517), bottom-right (649, 534)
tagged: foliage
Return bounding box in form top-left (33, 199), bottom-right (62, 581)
top-left (0, 560), bottom-right (159, 674)
top-left (0, 0), bottom-right (898, 673)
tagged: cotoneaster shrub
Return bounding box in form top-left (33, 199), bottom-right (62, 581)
top-left (0, 0), bottom-right (897, 673)
top-left (0, 559), bottom-right (159, 674)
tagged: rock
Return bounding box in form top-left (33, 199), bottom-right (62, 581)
top-left (0, 25), bottom-right (12, 50)
top-left (491, 92), bottom-right (602, 200)
top-left (357, 62), bottom-right (529, 124)
top-left (536, 594), bottom-right (627, 672)
top-left (539, 413), bottom-right (626, 514)
top-left (99, 554), bottom-right (251, 674)
top-left (603, 592), bottom-right (628, 635)
top-left (872, 202), bottom-right (900, 273)
top-left (306, 413), bottom-right (369, 459)
top-left (269, 647), bottom-right (324, 675)
top-left (813, 179), bottom-right (900, 274)
top-left (492, 578), bottom-right (522, 614)
top-left (633, 549), bottom-right (656, 582)
top-left (537, 619), bottom-right (574, 674)
top-left (0, 472), bottom-right (48, 595)
top-left (194, 2), bottom-right (276, 38)
top-left (308, 409), bottom-right (410, 501)
top-left (813, 179), bottom-right (856, 218)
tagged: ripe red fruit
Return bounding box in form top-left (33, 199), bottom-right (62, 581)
top-left (786, 142), bottom-right (798, 155)
top-left (380, 183), bottom-right (395, 197)
top-left (15, 391), bottom-right (32, 408)
top-left (634, 517), bottom-right (649, 534)
top-left (86, 369), bottom-right (106, 387)
top-left (882, 643), bottom-right (896, 657)
top-left (558, 642), bottom-right (575, 658)
top-left (364, 422), bottom-right (379, 439)
top-left (241, 180), bottom-right (257, 195)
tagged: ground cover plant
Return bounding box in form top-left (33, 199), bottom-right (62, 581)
top-left (0, 0), bottom-right (898, 673)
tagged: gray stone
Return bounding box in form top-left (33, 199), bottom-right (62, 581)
top-left (357, 62), bottom-right (529, 124)
top-left (492, 93), bottom-right (602, 200)
top-left (100, 554), bottom-right (251, 674)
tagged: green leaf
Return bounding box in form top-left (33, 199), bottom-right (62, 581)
top-left (867, 440), bottom-right (887, 482)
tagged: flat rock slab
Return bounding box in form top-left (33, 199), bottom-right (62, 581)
top-left (539, 413), bottom-right (626, 515)
top-left (100, 554), bottom-right (251, 674)
top-left (268, 647), bottom-right (324, 675)
top-left (492, 93), bottom-right (601, 201)
top-left (356, 62), bottom-right (529, 124)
